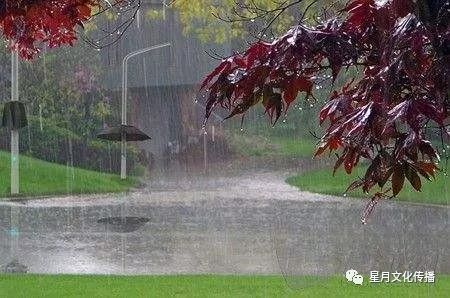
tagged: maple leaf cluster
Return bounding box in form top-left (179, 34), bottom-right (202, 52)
top-left (201, 0), bottom-right (449, 218)
top-left (0, 0), bottom-right (113, 59)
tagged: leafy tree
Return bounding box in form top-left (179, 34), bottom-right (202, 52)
top-left (0, 0), bottom-right (96, 59)
top-left (0, 0), bottom-right (140, 59)
top-left (172, 0), bottom-right (295, 43)
top-left (200, 0), bottom-right (449, 221)
top-left (169, 0), bottom-right (344, 43)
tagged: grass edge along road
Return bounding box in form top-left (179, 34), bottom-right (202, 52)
top-left (0, 151), bottom-right (136, 198)
top-left (287, 165), bottom-right (449, 205)
top-left (0, 274), bottom-right (448, 297)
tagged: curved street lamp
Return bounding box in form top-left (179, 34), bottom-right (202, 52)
top-left (98, 42), bottom-right (171, 179)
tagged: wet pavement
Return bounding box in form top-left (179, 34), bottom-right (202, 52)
top-left (0, 171), bottom-right (448, 276)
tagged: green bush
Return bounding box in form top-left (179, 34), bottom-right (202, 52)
top-left (0, 116), bottom-right (140, 173)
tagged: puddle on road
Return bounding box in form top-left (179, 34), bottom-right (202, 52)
top-left (97, 217), bottom-right (150, 233)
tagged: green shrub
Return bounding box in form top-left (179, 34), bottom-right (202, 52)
top-left (0, 116), bottom-right (140, 173)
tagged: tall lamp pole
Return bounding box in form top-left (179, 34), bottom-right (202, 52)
top-left (11, 51), bottom-right (19, 195)
top-left (120, 42), bottom-right (171, 179)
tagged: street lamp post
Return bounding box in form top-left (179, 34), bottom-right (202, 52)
top-left (11, 51), bottom-right (19, 195)
top-left (120, 42), bottom-right (171, 179)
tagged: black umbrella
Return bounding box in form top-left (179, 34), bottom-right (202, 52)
top-left (97, 124), bottom-right (151, 142)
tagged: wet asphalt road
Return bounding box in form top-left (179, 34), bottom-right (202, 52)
top-left (0, 171), bottom-right (448, 275)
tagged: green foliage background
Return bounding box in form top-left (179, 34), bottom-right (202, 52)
top-left (0, 42), bottom-right (139, 173)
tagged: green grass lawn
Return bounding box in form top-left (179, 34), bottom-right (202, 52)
top-left (0, 151), bottom-right (136, 198)
top-left (0, 274), bottom-right (448, 297)
top-left (227, 131), bottom-right (316, 158)
top-left (287, 165), bottom-right (449, 205)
